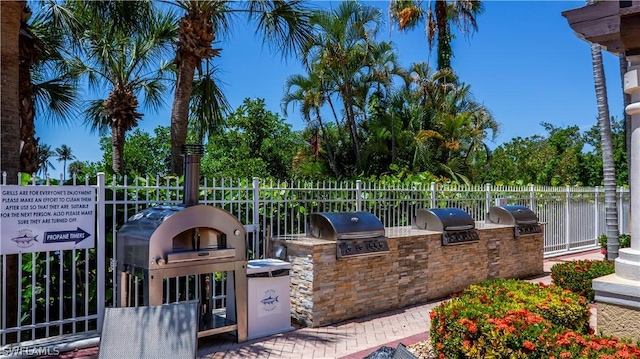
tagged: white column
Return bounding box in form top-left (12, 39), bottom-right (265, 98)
top-left (625, 61), bottom-right (640, 251)
top-left (613, 60), bottom-right (640, 281)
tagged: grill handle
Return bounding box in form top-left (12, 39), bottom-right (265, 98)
top-left (445, 225), bottom-right (474, 231)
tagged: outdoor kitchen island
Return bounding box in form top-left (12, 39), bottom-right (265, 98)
top-left (272, 222), bottom-right (544, 327)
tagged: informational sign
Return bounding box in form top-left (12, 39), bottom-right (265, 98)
top-left (0, 186), bottom-right (96, 254)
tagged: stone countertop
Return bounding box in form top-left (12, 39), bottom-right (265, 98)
top-left (272, 222), bottom-right (515, 244)
top-left (272, 234), bottom-right (334, 246)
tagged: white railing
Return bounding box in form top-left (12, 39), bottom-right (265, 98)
top-left (0, 173), bottom-right (631, 345)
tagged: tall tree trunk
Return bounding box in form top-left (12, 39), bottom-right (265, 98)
top-left (316, 110), bottom-right (339, 178)
top-left (18, 17), bottom-right (39, 175)
top-left (620, 53), bottom-right (631, 185)
top-left (0, 1), bottom-right (24, 343)
top-left (590, 42), bottom-right (619, 260)
top-left (435, 0), bottom-right (451, 70)
top-left (111, 124), bottom-right (126, 175)
top-left (340, 66), bottom-right (361, 171)
top-left (170, 54), bottom-right (198, 175)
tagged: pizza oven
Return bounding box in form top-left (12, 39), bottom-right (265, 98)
top-left (116, 144), bottom-right (248, 342)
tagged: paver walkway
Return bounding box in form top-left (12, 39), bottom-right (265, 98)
top-left (32, 249), bottom-right (603, 359)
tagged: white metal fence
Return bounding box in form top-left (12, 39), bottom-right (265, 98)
top-left (0, 173), bottom-right (631, 345)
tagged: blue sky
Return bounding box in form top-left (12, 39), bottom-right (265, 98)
top-left (38, 1), bottom-right (625, 179)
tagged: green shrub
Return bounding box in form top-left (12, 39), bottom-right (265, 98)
top-left (430, 279), bottom-right (591, 358)
top-left (550, 260), bottom-right (615, 302)
top-left (599, 233), bottom-right (631, 258)
top-left (430, 279), bottom-right (640, 358)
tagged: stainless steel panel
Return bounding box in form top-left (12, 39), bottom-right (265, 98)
top-left (166, 249), bottom-right (236, 263)
top-left (487, 205), bottom-right (538, 225)
top-left (415, 208), bottom-right (475, 231)
top-left (309, 212), bottom-right (385, 241)
top-left (99, 301), bottom-right (199, 359)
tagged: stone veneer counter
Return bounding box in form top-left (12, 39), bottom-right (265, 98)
top-left (273, 222), bottom-right (543, 327)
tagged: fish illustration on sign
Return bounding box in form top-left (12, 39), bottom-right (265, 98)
top-left (10, 231), bottom-right (39, 249)
top-left (261, 295), bottom-right (279, 306)
top-left (11, 234), bottom-right (39, 245)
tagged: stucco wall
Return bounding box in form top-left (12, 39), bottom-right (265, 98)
top-left (597, 302), bottom-right (640, 342)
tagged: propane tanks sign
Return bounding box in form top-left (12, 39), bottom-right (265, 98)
top-left (0, 186), bottom-right (96, 254)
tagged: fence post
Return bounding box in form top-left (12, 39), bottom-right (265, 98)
top-left (430, 182), bottom-right (436, 208)
top-left (356, 180), bottom-right (362, 211)
top-left (252, 177), bottom-right (260, 258)
top-left (595, 186), bottom-right (600, 240)
top-left (529, 184), bottom-right (535, 209)
top-left (566, 185), bottom-right (571, 251)
top-left (97, 172), bottom-right (106, 331)
top-left (485, 183), bottom-right (492, 218)
top-left (618, 186), bottom-right (624, 233)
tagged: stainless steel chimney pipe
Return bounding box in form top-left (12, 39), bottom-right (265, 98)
top-left (181, 144), bottom-right (204, 206)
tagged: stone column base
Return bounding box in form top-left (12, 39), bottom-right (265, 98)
top-left (593, 274), bottom-right (640, 341)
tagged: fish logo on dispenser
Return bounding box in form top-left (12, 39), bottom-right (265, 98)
top-left (260, 289), bottom-right (279, 312)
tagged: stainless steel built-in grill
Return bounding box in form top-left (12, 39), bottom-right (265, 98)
top-left (308, 212), bottom-right (390, 258)
top-left (415, 208), bottom-right (480, 245)
top-left (116, 144), bottom-right (248, 342)
top-left (487, 205), bottom-right (542, 237)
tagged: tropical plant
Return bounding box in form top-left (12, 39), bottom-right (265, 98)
top-left (200, 98), bottom-right (301, 179)
top-left (168, 0), bottom-right (313, 175)
top-left (67, 160), bottom-right (85, 179)
top-left (283, 66), bottom-right (341, 177)
top-left (67, 5), bottom-right (176, 174)
top-left (36, 143), bottom-right (56, 178)
top-left (550, 259), bottom-right (615, 301)
top-left (18, 4), bottom-right (44, 174)
top-left (389, 0), bottom-right (484, 70)
top-left (54, 144), bottom-right (75, 181)
top-left (302, 2), bottom-right (385, 172)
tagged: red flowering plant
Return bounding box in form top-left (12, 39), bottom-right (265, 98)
top-left (430, 279), bottom-right (591, 358)
top-left (550, 260), bottom-right (615, 302)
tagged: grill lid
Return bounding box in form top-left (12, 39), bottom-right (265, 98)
top-left (308, 212), bottom-right (385, 241)
top-left (487, 205), bottom-right (538, 225)
top-left (415, 208), bottom-right (475, 231)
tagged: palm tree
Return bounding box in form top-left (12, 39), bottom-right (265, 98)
top-left (55, 144), bottom-right (75, 181)
top-left (36, 143), bottom-right (56, 178)
top-left (0, 0), bottom-right (25, 343)
top-left (169, 0), bottom-right (313, 175)
top-left (68, 9), bottom-right (176, 174)
top-left (18, 4), bottom-right (44, 174)
top-left (303, 1), bottom-right (383, 171)
top-left (1, 1), bottom-right (23, 184)
top-left (189, 59), bottom-right (230, 144)
top-left (389, 0), bottom-right (483, 70)
top-left (282, 69), bottom-right (340, 177)
top-left (589, 27), bottom-right (619, 260)
top-left (67, 160), bottom-right (84, 179)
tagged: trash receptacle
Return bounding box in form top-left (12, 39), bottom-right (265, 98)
top-left (228, 258), bottom-right (294, 340)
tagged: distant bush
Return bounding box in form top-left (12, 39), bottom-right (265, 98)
top-left (430, 279), bottom-right (640, 358)
top-left (550, 260), bottom-right (615, 302)
top-left (599, 233), bottom-right (631, 258)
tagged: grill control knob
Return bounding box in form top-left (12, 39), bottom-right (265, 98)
top-left (346, 245), bottom-right (353, 253)
top-left (356, 244), bottom-right (363, 251)
top-left (368, 243), bottom-right (374, 250)
top-left (155, 257), bottom-right (165, 266)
